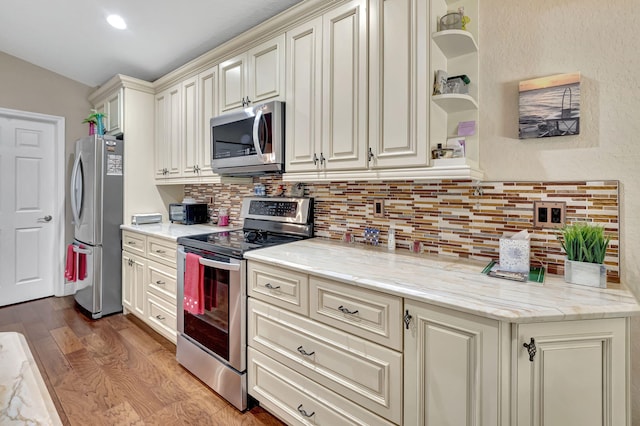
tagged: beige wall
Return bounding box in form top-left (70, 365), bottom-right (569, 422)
top-left (0, 51), bottom-right (93, 244)
top-left (479, 0), bottom-right (640, 420)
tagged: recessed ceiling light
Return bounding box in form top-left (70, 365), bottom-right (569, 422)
top-left (107, 14), bottom-right (127, 30)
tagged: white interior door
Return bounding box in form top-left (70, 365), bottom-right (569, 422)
top-left (0, 109), bottom-right (64, 306)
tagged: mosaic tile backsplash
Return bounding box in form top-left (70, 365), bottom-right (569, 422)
top-left (185, 178), bottom-right (620, 282)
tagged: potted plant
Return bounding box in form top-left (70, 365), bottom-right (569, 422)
top-left (558, 222), bottom-right (610, 288)
top-left (82, 111), bottom-right (106, 135)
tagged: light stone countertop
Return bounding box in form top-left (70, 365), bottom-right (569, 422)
top-left (243, 238), bottom-right (640, 323)
top-left (120, 223), bottom-right (240, 241)
top-left (0, 332), bottom-right (62, 425)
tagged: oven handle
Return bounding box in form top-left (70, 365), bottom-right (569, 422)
top-left (178, 247), bottom-right (242, 272)
top-left (199, 257), bottom-right (241, 271)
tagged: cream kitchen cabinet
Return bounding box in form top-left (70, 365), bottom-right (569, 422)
top-left (121, 229), bottom-right (179, 343)
top-left (514, 318), bottom-right (628, 426)
top-left (218, 34), bottom-right (286, 113)
top-left (403, 299), bottom-right (500, 426)
top-left (285, 0), bottom-right (368, 173)
top-left (247, 260), bottom-right (402, 425)
top-left (154, 82), bottom-right (182, 180)
top-left (368, 0), bottom-right (430, 169)
top-left (180, 66), bottom-right (218, 179)
top-left (93, 87), bottom-right (123, 136)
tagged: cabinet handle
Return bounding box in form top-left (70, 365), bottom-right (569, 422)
top-left (246, 96), bottom-right (251, 105)
top-left (155, 315), bottom-right (165, 321)
top-left (296, 346), bottom-right (315, 356)
top-left (338, 305), bottom-right (359, 315)
top-left (297, 404), bottom-right (315, 418)
top-left (128, 241), bottom-right (136, 245)
top-left (523, 337), bottom-right (537, 362)
top-left (155, 280), bottom-right (165, 285)
top-left (404, 310), bottom-right (412, 330)
top-left (264, 283), bottom-right (280, 290)
top-left (320, 152), bottom-right (326, 165)
top-left (368, 147), bottom-right (375, 162)
top-left (313, 153), bottom-right (319, 165)
top-left (155, 249), bottom-right (166, 254)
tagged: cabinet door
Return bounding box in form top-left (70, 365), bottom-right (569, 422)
top-left (404, 299), bottom-right (499, 426)
top-left (106, 89), bottom-right (123, 135)
top-left (198, 66), bottom-right (218, 176)
top-left (219, 54), bottom-right (247, 112)
top-left (154, 84), bottom-right (182, 179)
top-left (321, 0), bottom-right (368, 171)
top-left (514, 318), bottom-right (628, 426)
top-left (369, 0), bottom-right (429, 168)
top-left (285, 16), bottom-right (323, 172)
top-left (122, 251), bottom-right (145, 318)
top-left (181, 75), bottom-right (199, 177)
top-left (247, 34), bottom-right (286, 104)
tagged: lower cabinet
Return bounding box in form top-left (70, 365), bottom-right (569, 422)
top-left (513, 318), bottom-right (628, 426)
top-left (403, 299), bottom-right (500, 426)
top-left (121, 230), bottom-right (178, 343)
top-left (248, 260), bottom-right (632, 426)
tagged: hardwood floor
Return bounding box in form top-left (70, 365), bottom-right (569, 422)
top-left (0, 296), bottom-right (285, 426)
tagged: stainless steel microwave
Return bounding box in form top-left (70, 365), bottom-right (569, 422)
top-left (211, 100), bottom-right (284, 176)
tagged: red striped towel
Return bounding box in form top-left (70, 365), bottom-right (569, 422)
top-left (64, 244), bottom-right (76, 281)
top-left (183, 253), bottom-right (204, 315)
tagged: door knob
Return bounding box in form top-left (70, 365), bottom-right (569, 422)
top-left (38, 215), bottom-right (52, 222)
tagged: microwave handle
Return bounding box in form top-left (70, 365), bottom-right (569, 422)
top-left (252, 109), bottom-right (266, 163)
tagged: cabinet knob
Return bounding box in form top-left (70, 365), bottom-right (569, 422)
top-left (297, 404), bottom-right (315, 418)
top-left (404, 310), bottom-right (413, 330)
top-left (296, 345), bottom-right (315, 356)
top-left (338, 305), bottom-right (359, 315)
top-left (523, 337), bottom-right (537, 362)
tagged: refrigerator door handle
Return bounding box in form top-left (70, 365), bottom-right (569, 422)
top-left (72, 245), bottom-right (92, 255)
top-left (70, 153), bottom-right (83, 224)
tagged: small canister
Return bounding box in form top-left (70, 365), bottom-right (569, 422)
top-left (254, 183), bottom-right (266, 197)
top-left (218, 208), bottom-right (229, 226)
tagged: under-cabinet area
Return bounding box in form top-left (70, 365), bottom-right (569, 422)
top-left (244, 238), bottom-right (639, 426)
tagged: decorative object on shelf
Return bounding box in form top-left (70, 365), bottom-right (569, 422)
top-left (82, 110), bottom-right (106, 136)
top-left (558, 222), bottom-right (609, 288)
top-left (431, 143), bottom-right (454, 159)
top-left (433, 70), bottom-right (448, 95)
top-left (446, 137), bottom-right (466, 157)
top-left (446, 74), bottom-right (470, 94)
top-left (458, 7), bottom-right (471, 31)
top-left (519, 72), bottom-right (581, 139)
top-left (440, 12), bottom-right (462, 30)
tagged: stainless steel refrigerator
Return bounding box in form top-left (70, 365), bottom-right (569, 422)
top-left (70, 134), bottom-right (123, 319)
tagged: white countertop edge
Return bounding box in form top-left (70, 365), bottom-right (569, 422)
top-left (243, 239), bottom-right (640, 323)
top-left (120, 223), bottom-right (240, 241)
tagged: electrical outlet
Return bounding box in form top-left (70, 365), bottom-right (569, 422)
top-left (373, 199), bottom-right (385, 217)
top-left (533, 201), bottom-right (566, 228)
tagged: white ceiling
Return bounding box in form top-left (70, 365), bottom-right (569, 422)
top-left (0, 0), bottom-right (303, 87)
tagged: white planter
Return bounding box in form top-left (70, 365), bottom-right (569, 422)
top-left (564, 259), bottom-right (607, 288)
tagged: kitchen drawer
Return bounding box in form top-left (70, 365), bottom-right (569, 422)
top-left (146, 259), bottom-right (177, 305)
top-left (309, 276), bottom-right (402, 351)
top-left (146, 293), bottom-right (177, 343)
top-left (248, 261), bottom-right (309, 315)
top-left (122, 230), bottom-right (146, 256)
top-left (249, 298), bottom-right (402, 424)
top-left (248, 347), bottom-right (395, 426)
top-left (146, 236), bottom-right (177, 268)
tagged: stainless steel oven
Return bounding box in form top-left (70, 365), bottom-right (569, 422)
top-left (176, 246), bottom-right (247, 409)
top-left (176, 197), bottom-right (314, 411)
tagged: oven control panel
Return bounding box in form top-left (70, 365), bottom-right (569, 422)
top-left (240, 197), bottom-right (313, 224)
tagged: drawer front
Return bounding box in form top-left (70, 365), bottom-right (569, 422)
top-left (146, 260), bottom-right (177, 304)
top-left (309, 277), bottom-right (402, 351)
top-left (146, 236), bottom-right (177, 268)
top-left (122, 230), bottom-right (146, 256)
top-left (248, 261), bottom-right (309, 315)
top-left (248, 347), bottom-right (395, 426)
top-left (249, 298), bottom-right (402, 424)
top-left (146, 293), bottom-right (177, 343)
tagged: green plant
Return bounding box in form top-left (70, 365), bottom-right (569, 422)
top-left (82, 112), bottom-right (105, 125)
top-left (558, 222), bottom-right (610, 264)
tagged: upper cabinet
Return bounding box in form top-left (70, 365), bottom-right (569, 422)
top-left (219, 34), bottom-right (286, 113)
top-left (285, 0), bottom-right (368, 173)
top-left (154, 83), bottom-right (182, 180)
top-left (93, 88), bottom-right (123, 136)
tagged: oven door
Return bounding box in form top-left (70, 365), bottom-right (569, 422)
top-left (177, 246), bottom-right (246, 372)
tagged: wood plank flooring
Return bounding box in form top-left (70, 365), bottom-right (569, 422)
top-left (0, 296), bottom-right (285, 426)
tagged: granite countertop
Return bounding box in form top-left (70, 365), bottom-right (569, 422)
top-left (120, 223), bottom-right (240, 241)
top-left (0, 332), bottom-right (62, 425)
top-left (243, 238), bottom-right (640, 323)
